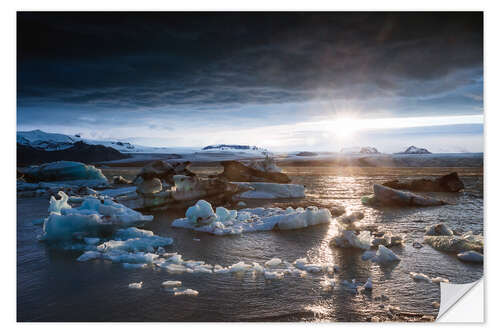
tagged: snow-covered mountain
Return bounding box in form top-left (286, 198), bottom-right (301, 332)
top-left (341, 146), bottom-right (380, 154)
top-left (17, 129), bottom-right (195, 154)
top-left (396, 145), bottom-right (432, 154)
top-left (201, 144), bottom-right (270, 156)
top-left (17, 130), bottom-right (76, 151)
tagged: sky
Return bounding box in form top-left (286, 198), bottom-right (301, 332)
top-left (17, 12), bottom-right (483, 153)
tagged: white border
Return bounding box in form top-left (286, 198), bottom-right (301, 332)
top-left (2, 1), bottom-right (498, 331)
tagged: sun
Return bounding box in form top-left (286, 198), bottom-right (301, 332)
top-left (334, 116), bottom-right (359, 139)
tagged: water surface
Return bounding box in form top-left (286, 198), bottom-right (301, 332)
top-left (17, 166), bottom-right (483, 322)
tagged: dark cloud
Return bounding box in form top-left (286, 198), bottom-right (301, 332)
top-left (17, 12), bottom-right (483, 112)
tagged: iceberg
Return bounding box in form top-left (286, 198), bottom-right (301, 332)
top-left (41, 192), bottom-right (154, 241)
top-left (172, 200), bottom-right (332, 235)
top-left (19, 161), bottom-right (108, 183)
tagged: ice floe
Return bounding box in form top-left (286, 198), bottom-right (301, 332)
top-left (172, 200), bottom-right (332, 235)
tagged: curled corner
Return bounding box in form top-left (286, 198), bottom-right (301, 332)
top-left (437, 278), bottom-right (484, 322)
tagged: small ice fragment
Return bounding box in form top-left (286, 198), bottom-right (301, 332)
top-left (371, 245), bottom-right (401, 264)
top-left (157, 246), bottom-right (166, 255)
top-left (303, 264), bottom-right (323, 273)
top-left (213, 265), bottom-right (230, 274)
top-left (237, 201), bottom-right (247, 207)
top-left (229, 261), bottom-right (253, 273)
top-left (363, 277), bottom-right (373, 290)
top-left (410, 272), bottom-right (432, 283)
top-left (320, 277), bottom-right (336, 290)
top-left (162, 280), bottom-right (182, 288)
top-left (264, 270), bottom-right (284, 280)
top-left (128, 282), bottom-right (143, 289)
top-left (166, 254), bottom-right (183, 264)
top-left (164, 264), bottom-right (187, 273)
top-left (173, 288), bottom-right (199, 296)
top-left (265, 258), bottom-right (282, 267)
top-left (193, 265), bottom-right (213, 274)
top-left (252, 262), bottom-right (264, 273)
top-left (431, 277), bottom-right (450, 284)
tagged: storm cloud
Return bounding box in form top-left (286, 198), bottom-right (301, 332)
top-left (18, 12), bottom-right (482, 108)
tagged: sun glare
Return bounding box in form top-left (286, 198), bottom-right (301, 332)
top-left (334, 116), bottom-right (359, 139)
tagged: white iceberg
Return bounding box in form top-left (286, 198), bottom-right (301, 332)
top-left (185, 200), bottom-right (216, 225)
top-left (371, 245), bottom-right (401, 264)
top-left (41, 192), bottom-right (154, 241)
top-left (172, 200), bottom-right (332, 235)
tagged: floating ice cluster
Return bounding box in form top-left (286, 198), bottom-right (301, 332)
top-left (41, 191), bottom-right (154, 241)
top-left (172, 200), bottom-right (332, 235)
